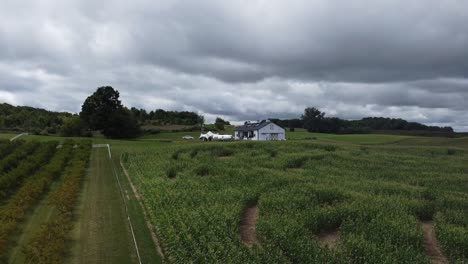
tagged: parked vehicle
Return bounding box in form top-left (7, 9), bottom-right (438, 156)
top-left (182, 135), bottom-right (194, 140)
top-left (199, 131), bottom-right (233, 141)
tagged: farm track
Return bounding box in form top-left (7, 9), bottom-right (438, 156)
top-left (55, 134), bottom-right (468, 262)
top-left (240, 202), bottom-right (259, 246)
top-left (317, 229), bottom-right (340, 250)
top-left (421, 221), bottom-right (449, 264)
top-left (67, 148), bottom-right (134, 264)
top-left (120, 157), bottom-right (165, 259)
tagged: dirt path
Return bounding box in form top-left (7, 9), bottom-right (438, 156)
top-left (317, 229), bottom-right (340, 250)
top-left (9, 133), bottom-right (28, 141)
top-left (120, 157), bottom-right (165, 259)
top-left (240, 203), bottom-right (259, 246)
top-left (421, 221), bottom-right (449, 264)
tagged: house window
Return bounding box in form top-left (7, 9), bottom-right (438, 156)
top-left (270, 124), bottom-right (274, 130)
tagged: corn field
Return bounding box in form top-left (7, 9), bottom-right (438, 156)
top-left (123, 140), bottom-right (468, 263)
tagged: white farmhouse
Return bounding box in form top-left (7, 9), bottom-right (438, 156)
top-left (235, 120), bottom-right (286, 141)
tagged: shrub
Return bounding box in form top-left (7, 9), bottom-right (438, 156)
top-left (194, 165), bottom-right (210, 176)
top-left (166, 167), bottom-right (177, 179)
top-left (171, 149), bottom-right (185, 160)
top-left (190, 149), bottom-right (199, 158)
top-left (213, 147), bottom-right (233, 157)
top-left (269, 149), bottom-right (278, 158)
top-left (283, 156), bottom-right (310, 169)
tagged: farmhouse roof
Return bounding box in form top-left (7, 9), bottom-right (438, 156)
top-left (235, 120), bottom-right (272, 132)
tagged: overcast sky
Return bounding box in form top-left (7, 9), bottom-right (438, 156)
top-left (1, 0), bottom-right (468, 130)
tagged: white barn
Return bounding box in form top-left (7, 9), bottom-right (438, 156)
top-left (235, 120), bottom-right (286, 141)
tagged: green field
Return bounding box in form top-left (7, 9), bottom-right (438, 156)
top-left (67, 147), bottom-right (137, 264)
top-left (0, 137), bottom-right (160, 264)
top-left (121, 137), bottom-right (468, 263)
top-left (0, 139), bottom-right (90, 262)
top-left (66, 146), bottom-right (161, 264)
top-left (1, 131), bottom-right (468, 263)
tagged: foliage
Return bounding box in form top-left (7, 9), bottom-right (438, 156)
top-left (123, 139), bottom-right (468, 263)
top-left (269, 118), bottom-right (303, 130)
top-left (272, 107), bottom-right (454, 135)
top-left (0, 140), bottom-right (74, 259)
top-left (80, 86), bottom-right (122, 129)
top-left (80, 86), bottom-right (140, 138)
top-left (60, 115), bottom-right (90, 137)
top-left (102, 107), bottom-right (141, 139)
top-left (302, 107), bottom-right (326, 133)
top-left (0, 103), bottom-right (72, 134)
top-left (353, 117), bottom-right (453, 133)
top-left (23, 142), bottom-right (91, 264)
top-left (0, 141), bottom-right (40, 174)
top-left (131, 108), bottom-right (205, 126)
top-left (215, 117), bottom-right (227, 131)
top-left (0, 140), bottom-right (23, 159)
top-left (0, 141), bottom-right (57, 199)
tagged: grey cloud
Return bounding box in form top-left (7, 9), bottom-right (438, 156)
top-left (126, 0), bottom-right (468, 83)
top-left (0, 0), bottom-right (468, 131)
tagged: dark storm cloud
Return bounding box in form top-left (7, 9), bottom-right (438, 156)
top-left (127, 0), bottom-right (468, 83)
top-left (0, 0), bottom-right (468, 130)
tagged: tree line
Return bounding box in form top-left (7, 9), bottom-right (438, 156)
top-left (270, 107), bottom-right (454, 135)
top-left (1, 88), bottom-right (455, 139)
top-left (1, 86), bottom-right (205, 139)
top-left (130, 108), bottom-right (204, 126)
top-left (0, 103), bottom-right (72, 134)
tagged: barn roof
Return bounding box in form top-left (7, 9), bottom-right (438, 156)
top-left (235, 120), bottom-right (273, 132)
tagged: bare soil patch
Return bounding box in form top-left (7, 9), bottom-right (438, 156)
top-left (317, 229), bottom-right (340, 250)
top-left (120, 158), bottom-right (165, 259)
top-left (421, 221), bottom-right (448, 264)
top-left (240, 203), bottom-right (259, 246)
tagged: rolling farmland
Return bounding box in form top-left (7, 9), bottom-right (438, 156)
top-left (1, 133), bottom-right (468, 263)
top-left (0, 136), bottom-right (159, 264)
top-left (0, 139), bottom-right (91, 263)
top-left (122, 138), bottom-right (468, 263)
top-left (2, 0), bottom-right (467, 262)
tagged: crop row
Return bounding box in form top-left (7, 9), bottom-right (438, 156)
top-left (0, 142), bottom-right (57, 199)
top-left (0, 141), bottom-right (40, 174)
top-left (0, 140), bottom-right (23, 159)
top-left (23, 141), bottom-right (91, 264)
top-left (0, 140), bottom-right (74, 259)
top-left (123, 141), bottom-right (468, 263)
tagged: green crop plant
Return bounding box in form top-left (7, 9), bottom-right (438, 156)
top-left (120, 138), bottom-right (468, 263)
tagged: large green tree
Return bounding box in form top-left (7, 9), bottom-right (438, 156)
top-left (60, 115), bottom-right (85, 137)
top-left (80, 86), bottom-right (140, 138)
top-left (301, 107), bottom-right (325, 132)
top-left (214, 117), bottom-right (228, 131)
top-left (80, 86), bottom-right (122, 130)
top-left (102, 107), bottom-right (140, 139)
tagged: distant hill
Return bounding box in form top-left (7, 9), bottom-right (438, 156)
top-left (0, 103), bottom-right (73, 134)
top-left (270, 116), bottom-right (455, 137)
top-left (0, 102), bottom-right (458, 137)
top-left (0, 103), bottom-right (205, 135)
top-left (130, 108), bottom-right (203, 126)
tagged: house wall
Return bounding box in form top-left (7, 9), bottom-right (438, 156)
top-left (235, 130), bottom-right (260, 140)
top-left (258, 123), bottom-right (286, 140)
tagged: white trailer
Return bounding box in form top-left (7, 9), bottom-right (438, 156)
top-left (199, 131), bottom-right (233, 141)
